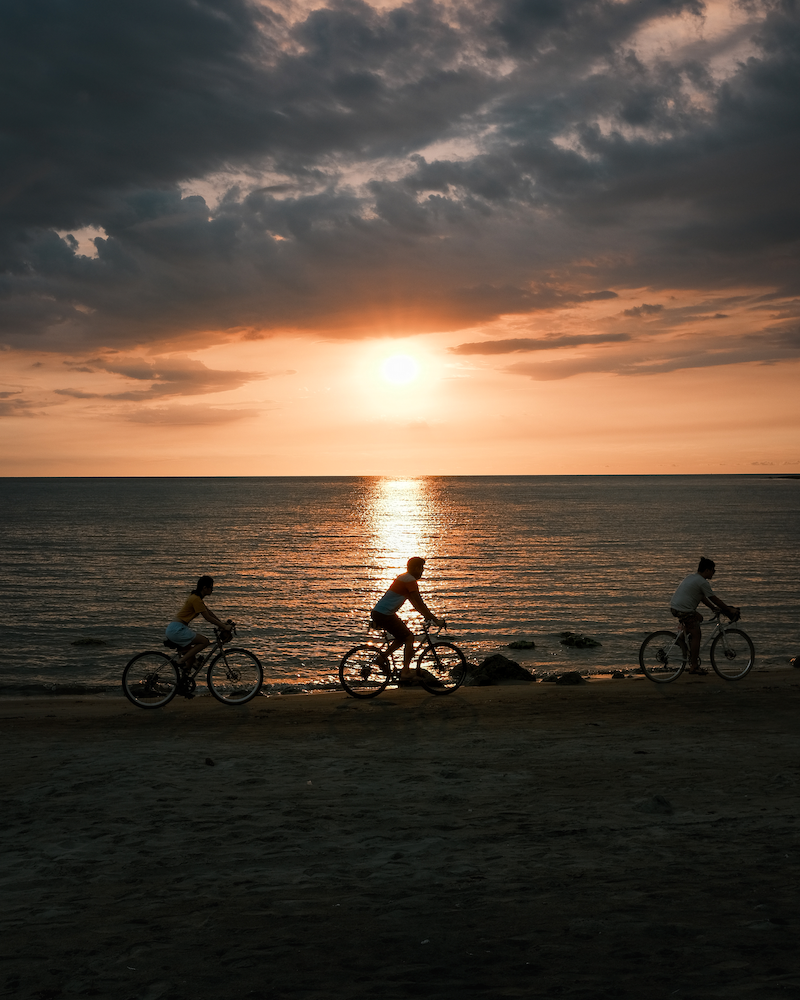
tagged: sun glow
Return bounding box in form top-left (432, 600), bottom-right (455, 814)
top-left (380, 354), bottom-right (419, 385)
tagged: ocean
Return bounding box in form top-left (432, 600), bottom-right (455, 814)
top-left (1, 476), bottom-right (798, 696)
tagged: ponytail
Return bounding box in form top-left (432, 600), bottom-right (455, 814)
top-left (192, 575), bottom-right (214, 596)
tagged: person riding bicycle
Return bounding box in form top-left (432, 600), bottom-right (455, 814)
top-left (670, 557), bottom-right (740, 675)
top-left (166, 575), bottom-right (232, 671)
top-left (371, 557), bottom-right (443, 685)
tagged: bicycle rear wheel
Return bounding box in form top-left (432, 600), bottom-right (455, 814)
top-left (417, 642), bottom-right (467, 694)
top-left (639, 630), bottom-right (686, 683)
top-left (710, 628), bottom-right (755, 680)
top-left (339, 645), bottom-right (391, 698)
top-left (207, 648), bottom-right (263, 704)
top-left (122, 651), bottom-right (180, 708)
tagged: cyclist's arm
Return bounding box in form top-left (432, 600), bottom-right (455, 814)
top-left (408, 593), bottom-right (442, 626)
top-left (199, 605), bottom-right (232, 629)
top-left (703, 594), bottom-right (739, 618)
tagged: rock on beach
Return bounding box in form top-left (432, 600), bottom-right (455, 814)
top-left (463, 652), bottom-right (536, 686)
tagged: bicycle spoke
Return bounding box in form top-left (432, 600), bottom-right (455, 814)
top-left (207, 648), bottom-right (263, 704)
top-left (639, 631), bottom-right (686, 683)
top-left (339, 645), bottom-right (391, 698)
top-left (122, 652), bottom-right (180, 708)
top-left (417, 642), bottom-right (467, 694)
top-left (710, 628), bottom-right (755, 680)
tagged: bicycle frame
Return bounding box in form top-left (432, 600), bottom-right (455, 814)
top-left (639, 610), bottom-right (754, 682)
top-left (676, 611), bottom-right (727, 658)
top-left (365, 619), bottom-right (444, 679)
top-left (123, 623), bottom-right (264, 708)
top-left (339, 618), bottom-right (467, 697)
top-left (168, 625), bottom-right (234, 682)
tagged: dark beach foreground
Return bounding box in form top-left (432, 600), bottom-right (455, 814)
top-left (2, 675), bottom-right (800, 999)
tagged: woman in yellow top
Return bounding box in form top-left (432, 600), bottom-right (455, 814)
top-left (165, 575), bottom-right (232, 670)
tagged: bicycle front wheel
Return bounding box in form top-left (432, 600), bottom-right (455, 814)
top-left (122, 651), bottom-right (180, 708)
top-left (417, 642), bottom-right (467, 694)
top-left (710, 628), bottom-right (755, 680)
top-left (639, 630), bottom-right (686, 683)
top-left (339, 645), bottom-right (391, 698)
top-left (207, 648), bottom-right (263, 704)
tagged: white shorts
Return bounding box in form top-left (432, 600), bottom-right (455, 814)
top-left (165, 621), bottom-right (198, 647)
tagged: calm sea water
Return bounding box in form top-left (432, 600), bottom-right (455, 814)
top-left (1, 476), bottom-right (798, 696)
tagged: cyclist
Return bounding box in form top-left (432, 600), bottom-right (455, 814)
top-left (371, 556), bottom-right (443, 685)
top-left (670, 557), bottom-right (740, 675)
top-left (166, 575), bottom-right (232, 671)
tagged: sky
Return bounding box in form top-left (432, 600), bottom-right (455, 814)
top-left (1, 0), bottom-right (798, 475)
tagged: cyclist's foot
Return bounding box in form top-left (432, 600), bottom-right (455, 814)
top-left (688, 664), bottom-right (708, 675)
top-left (398, 673), bottom-right (422, 687)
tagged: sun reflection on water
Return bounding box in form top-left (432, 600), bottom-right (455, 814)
top-left (368, 478), bottom-right (433, 574)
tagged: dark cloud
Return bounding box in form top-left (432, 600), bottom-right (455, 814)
top-left (505, 328), bottom-right (800, 380)
top-left (53, 388), bottom-right (100, 399)
top-left (0, 392), bottom-right (39, 416)
top-left (451, 332), bottom-right (630, 354)
top-left (0, 0), bottom-right (798, 369)
top-left (53, 355), bottom-right (272, 401)
top-left (623, 303), bottom-right (663, 317)
top-left (776, 326), bottom-right (800, 348)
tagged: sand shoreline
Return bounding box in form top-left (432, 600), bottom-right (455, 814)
top-left (3, 677), bottom-right (800, 999)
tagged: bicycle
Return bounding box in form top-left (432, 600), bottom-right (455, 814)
top-left (122, 624), bottom-right (263, 708)
top-left (339, 619), bottom-right (468, 698)
top-left (639, 611), bottom-right (755, 683)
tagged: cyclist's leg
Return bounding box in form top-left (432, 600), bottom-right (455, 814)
top-left (401, 634), bottom-right (416, 678)
top-left (165, 621), bottom-right (208, 669)
top-left (178, 634), bottom-right (209, 669)
top-left (383, 636), bottom-right (404, 662)
top-left (371, 611), bottom-right (413, 675)
top-left (684, 616), bottom-right (703, 670)
top-left (673, 610), bottom-right (702, 670)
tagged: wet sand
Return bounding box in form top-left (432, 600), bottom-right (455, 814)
top-left (2, 674), bottom-right (800, 1000)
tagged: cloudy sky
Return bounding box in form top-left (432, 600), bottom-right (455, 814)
top-left (1, 0), bottom-right (798, 474)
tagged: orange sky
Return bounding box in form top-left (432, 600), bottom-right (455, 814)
top-left (1, 0), bottom-right (798, 475)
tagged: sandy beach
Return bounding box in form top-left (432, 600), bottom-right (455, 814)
top-left (2, 674), bottom-right (800, 1000)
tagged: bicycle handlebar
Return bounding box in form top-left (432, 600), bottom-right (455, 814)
top-left (710, 610), bottom-right (741, 623)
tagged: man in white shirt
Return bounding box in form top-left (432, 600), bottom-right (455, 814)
top-left (670, 557), bottom-right (740, 675)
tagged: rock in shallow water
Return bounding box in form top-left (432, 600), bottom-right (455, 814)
top-left (559, 631), bottom-right (602, 648)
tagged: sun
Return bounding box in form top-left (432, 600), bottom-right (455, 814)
top-left (380, 354), bottom-right (419, 385)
